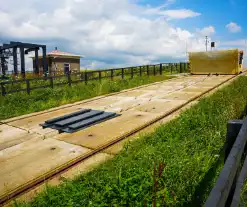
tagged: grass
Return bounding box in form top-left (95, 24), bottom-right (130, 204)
top-left (238, 153), bottom-right (247, 206)
top-left (0, 74), bottom-right (174, 120)
top-left (240, 179), bottom-right (247, 206)
top-left (14, 76), bottom-right (247, 207)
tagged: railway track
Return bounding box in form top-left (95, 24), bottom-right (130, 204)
top-left (1, 73), bottom-right (244, 206)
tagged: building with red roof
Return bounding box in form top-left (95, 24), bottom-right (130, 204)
top-left (32, 47), bottom-right (84, 75)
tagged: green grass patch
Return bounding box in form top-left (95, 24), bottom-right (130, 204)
top-left (240, 179), bottom-right (247, 206)
top-left (0, 75), bottom-right (173, 120)
top-left (15, 76), bottom-right (247, 207)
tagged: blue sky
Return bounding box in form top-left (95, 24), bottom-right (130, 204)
top-left (139, 0), bottom-right (246, 41)
top-left (0, 0), bottom-right (246, 69)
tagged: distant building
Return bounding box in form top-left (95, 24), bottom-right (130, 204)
top-left (32, 47), bottom-right (83, 75)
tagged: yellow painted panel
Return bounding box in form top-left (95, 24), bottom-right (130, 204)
top-left (189, 49), bottom-right (241, 74)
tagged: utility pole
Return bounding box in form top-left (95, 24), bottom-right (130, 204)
top-left (245, 40), bottom-right (247, 54)
top-left (185, 40), bottom-right (188, 58)
top-left (205, 36), bottom-right (208, 52)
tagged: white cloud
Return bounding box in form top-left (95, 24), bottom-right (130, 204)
top-left (220, 39), bottom-right (246, 46)
top-left (160, 9), bottom-right (201, 19)
top-left (145, 7), bottom-right (201, 20)
top-left (226, 22), bottom-right (241, 33)
top-left (153, 0), bottom-right (176, 9)
top-left (0, 0), bottom-right (206, 69)
top-left (219, 39), bottom-right (247, 68)
top-left (196, 26), bottom-right (215, 36)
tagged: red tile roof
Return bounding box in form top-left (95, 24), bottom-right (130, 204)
top-left (47, 49), bottom-right (81, 57)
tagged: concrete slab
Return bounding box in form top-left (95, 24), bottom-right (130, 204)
top-left (159, 91), bottom-right (202, 100)
top-left (4, 152), bottom-right (113, 206)
top-left (181, 86), bottom-right (212, 93)
top-left (56, 110), bottom-right (159, 149)
top-left (104, 98), bottom-right (148, 113)
top-left (142, 85), bottom-right (174, 91)
top-left (104, 101), bottom-right (200, 154)
top-left (0, 138), bottom-right (91, 200)
top-left (194, 81), bottom-right (223, 88)
top-left (79, 97), bottom-right (148, 113)
top-left (30, 127), bottom-right (59, 139)
top-left (8, 106), bottom-right (84, 132)
top-left (79, 96), bottom-right (122, 108)
top-left (89, 76), bottom-right (236, 154)
top-left (115, 90), bottom-right (151, 98)
top-left (0, 124), bottom-right (41, 151)
top-left (134, 99), bottom-right (186, 114)
top-left (167, 78), bottom-right (194, 83)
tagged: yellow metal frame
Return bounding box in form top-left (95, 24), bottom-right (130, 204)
top-left (189, 49), bottom-right (242, 75)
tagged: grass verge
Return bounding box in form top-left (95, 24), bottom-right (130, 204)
top-left (240, 179), bottom-right (247, 205)
top-left (0, 75), bottom-right (173, 120)
top-left (15, 76), bottom-right (247, 207)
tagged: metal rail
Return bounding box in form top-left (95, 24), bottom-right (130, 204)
top-left (0, 74), bottom-right (240, 206)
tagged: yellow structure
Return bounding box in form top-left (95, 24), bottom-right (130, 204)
top-left (189, 49), bottom-right (244, 75)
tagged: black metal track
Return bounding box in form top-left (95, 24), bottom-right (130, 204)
top-left (41, 109), bottom-right (120, 133)
top-left (41, 109), bottom-right (91, 127)
top-left (61, 112), bottom-right (119, 133)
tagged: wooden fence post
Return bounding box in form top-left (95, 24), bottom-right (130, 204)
top-left (225, 120), bottom-right (244, 162)
top-left (180, 63), bottom-right (182, 73)
top-left (80, 72), bottom-right (84, 81)
top-left (140, 66), bottom-right (142, 76)
top-left (153, 65), bottom-right (156, 76)
top-left (68, 72), bottom-right (71, 86)
top-left (170, 63), bottom-right (172, 74)
top-left (147, 65), bottom-right (149, 76)
top-left (131, 67), bottom-right (134, 79)
top-left (159, 64), bottom-right (162, 75)
top-left (99, 71), bottom-right (102, 82)
top-left (1, 83), bottom-right (6, 96)
top-left (85, 72), bottom-right (88, 85)
top-left (122, 68), bottom-right (124, 79)
top-left (111, 70), bottom-right (114, 80)
top-left (50, 77), bottom-right (54, 88)
top-left (26, 80), bottom-right (31, 95)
